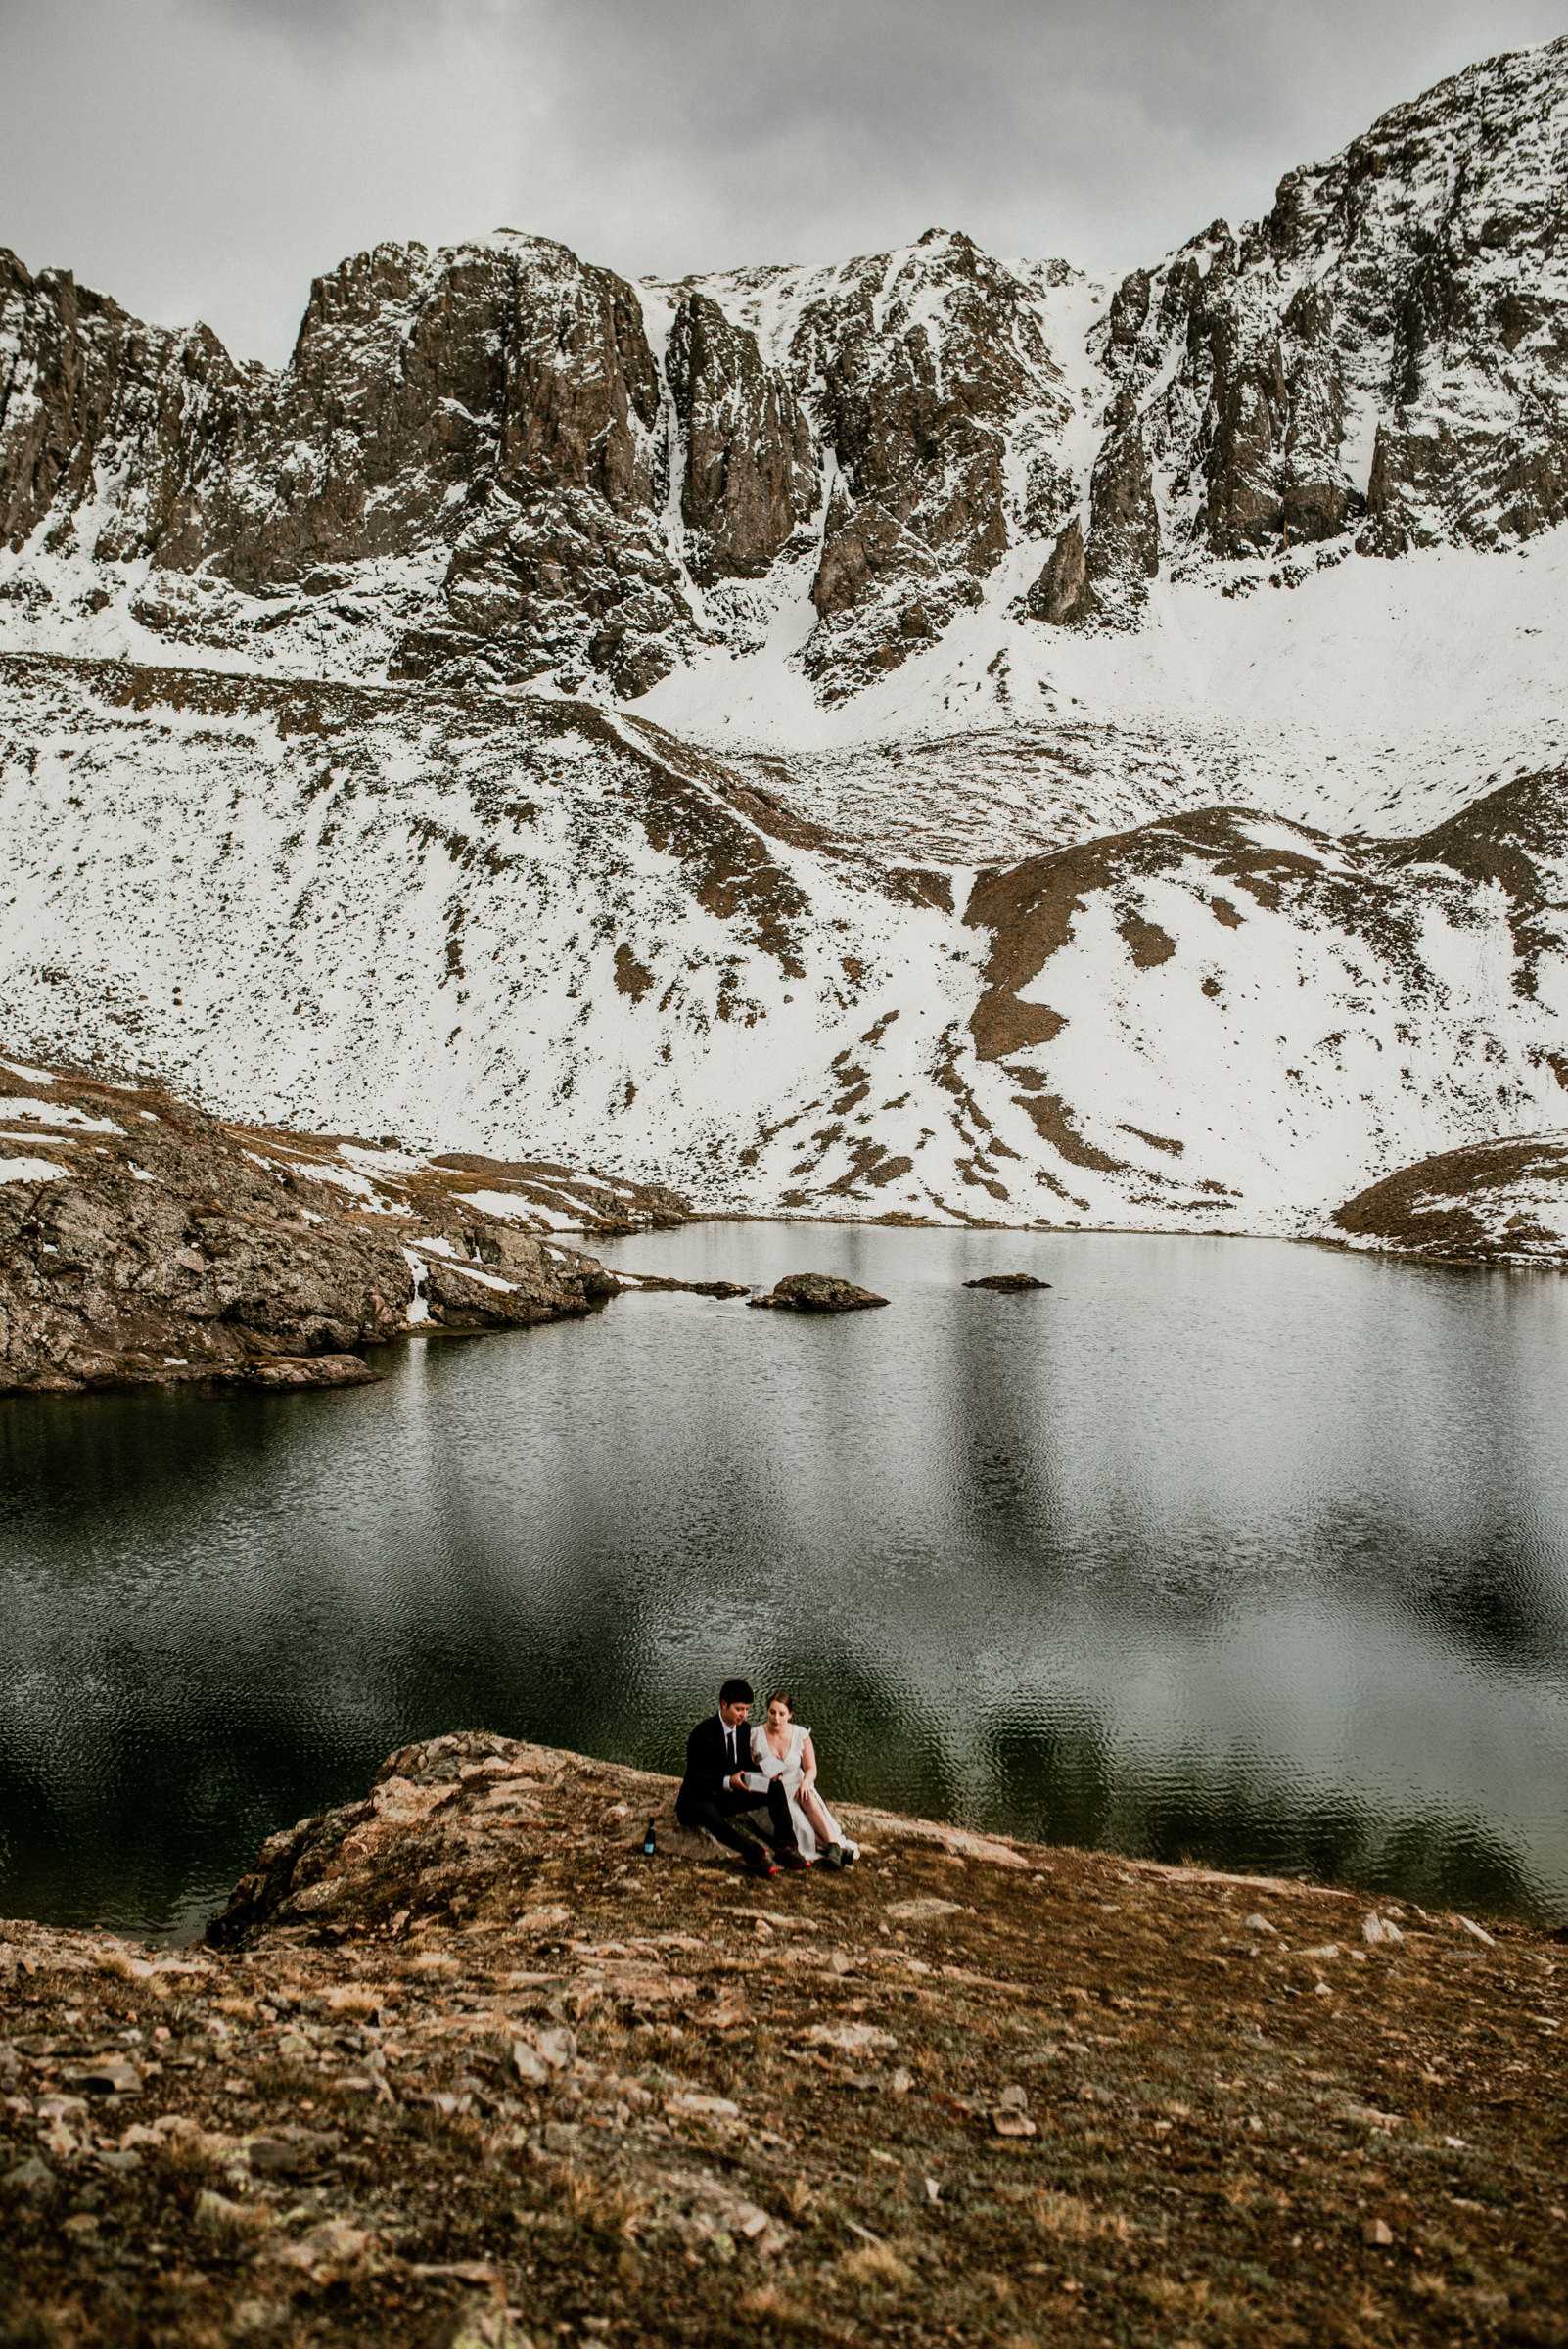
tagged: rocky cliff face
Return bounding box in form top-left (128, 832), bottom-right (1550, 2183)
top-left (0, 1049), bottom-right (685, 1394)
top-left (1, 234), bottom-right (697, 697)
top-left (780, 232), bottom-right (1076, 691)
top-left (1084, 36), bottom-right (1568, 587)
top-left (6, 38), bottom-right (1566, 707)
top-left (0, 220), bottom-right (1088, 702)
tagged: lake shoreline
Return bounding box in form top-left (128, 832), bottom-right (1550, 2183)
top-left (6, 1049), bottom-right (1565, 1405)
top-left (7, 1212), bottom-right (1562, 1412)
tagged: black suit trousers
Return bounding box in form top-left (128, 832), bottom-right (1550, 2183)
top-left (677, 1774), bottom-right (799, 1858)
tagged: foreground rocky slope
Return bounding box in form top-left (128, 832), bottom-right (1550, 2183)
top-left (0, 1050), bottom-right (684, 1394)
top-left (3, 1734), bottom-right (1564, 2346)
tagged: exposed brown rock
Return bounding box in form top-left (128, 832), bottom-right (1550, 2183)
top-left (801, 230), bottom-right (1072, 690)
top-left (613, 1271), bottom-right (752, 1299)
top-left (613, 944), bottom-right (655, 1002)
top-left (1332, 1129), bottom-right (1568, 1264)
top-left (1026, 514), bottom-right (1089, 624)
top-left (0, 1053), bottom-right (688, 1396)
top-left (1084, 398), bottom-right (1162, 594)
top-left (664, 291), bottom-right (815, 582)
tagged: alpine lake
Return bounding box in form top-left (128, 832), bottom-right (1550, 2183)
top-left (3, 1224), bottom-right (1566, 1942)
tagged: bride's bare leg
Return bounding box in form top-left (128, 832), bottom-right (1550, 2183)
top-left (800, 1785), bottom-right (837, 1847)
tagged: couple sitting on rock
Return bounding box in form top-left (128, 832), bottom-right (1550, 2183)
top-left (677, 1680), bottom-right (860, 1877)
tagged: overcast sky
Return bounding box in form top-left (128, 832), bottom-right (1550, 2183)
top-left (2, 0), bottom-right (1563, 365)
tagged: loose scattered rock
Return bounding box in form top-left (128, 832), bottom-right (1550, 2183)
top-left (992, 2107), bottom-right (1038, 2139)
top-left (807, 2022), bottom-right (899, 2054)
top-left (76, 2054), bottom-right (142, 2096)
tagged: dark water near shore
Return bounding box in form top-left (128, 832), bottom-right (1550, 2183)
top-left (2, 1225), bottom-right (1566, 1941)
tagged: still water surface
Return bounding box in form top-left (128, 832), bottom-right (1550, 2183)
top-left (2, 1226), bottom-right (1566, 1940)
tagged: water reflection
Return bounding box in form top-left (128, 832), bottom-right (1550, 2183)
top-left (1, 1229), bottom-right (1566, 1938)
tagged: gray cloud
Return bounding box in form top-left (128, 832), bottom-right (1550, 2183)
top-left (2, 0), bottom-right (1564, 364)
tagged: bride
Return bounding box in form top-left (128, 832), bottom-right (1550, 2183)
top-left (743, 1691), bottom-right (858, 1867)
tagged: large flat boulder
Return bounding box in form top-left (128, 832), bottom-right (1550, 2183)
top-left (747, 1271), bottom-right (889, 1313)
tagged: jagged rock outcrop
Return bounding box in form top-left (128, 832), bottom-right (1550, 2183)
top-left (1028, 392), bottom-right (1159, 625)
top-left (2, 234), bottom-right (694, 696)
top-left (1025, 512), bottom-right (1088, 623)
top-left (786, 230), bottom-right (1075, 691)
top-left (0, 1051), bottom-right (686, 1393)
top-left (1099, 37), bottom-right (1568, 574)
top-left (662, 290), bottom-right (816, 583)
top-left (0, 251), bottom-right (258, 566)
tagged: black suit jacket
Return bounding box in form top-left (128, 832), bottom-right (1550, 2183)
top-left (678, 1713), bottom-right (756, 1812)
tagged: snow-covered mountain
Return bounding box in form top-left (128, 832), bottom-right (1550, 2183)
top-left (3, 649), bottom-right (1562, 1234)
top-left (2, 36), bottom-right (1566, 1241)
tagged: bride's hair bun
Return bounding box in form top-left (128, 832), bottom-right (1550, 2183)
top-left (764, 1689), bottom-right (794, 1715)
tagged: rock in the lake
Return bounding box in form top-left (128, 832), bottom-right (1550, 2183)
top-left (962, 1272), bottom-right (1052, 1292)
top-left (748, 1273), bottom-right (890, 1313)
top-left (617, 1273), bottom-right (753, 1299)
top-left (245, 1356), bottom-right (380, 1392)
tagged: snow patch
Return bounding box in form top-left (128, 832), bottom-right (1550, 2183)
top-left (0, 1097), bottom-right (123, 1135)
top-left (0, 1155), bottom-right (70, 1184)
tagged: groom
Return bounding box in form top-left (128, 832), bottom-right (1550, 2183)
top-left (677, 1677), bottom-right (806, 1877)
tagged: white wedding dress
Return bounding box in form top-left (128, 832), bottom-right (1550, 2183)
top-left (743, 1725), bottom-right (858, 1863)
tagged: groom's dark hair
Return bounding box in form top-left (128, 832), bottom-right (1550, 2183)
top-left (718, 1677), bottom-right (754, 1706)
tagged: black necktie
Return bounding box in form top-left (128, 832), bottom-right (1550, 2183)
top-left (726, 1727), bottom-right (736, 1771)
